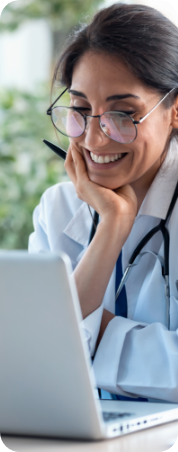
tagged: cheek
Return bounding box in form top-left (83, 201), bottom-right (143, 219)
top-left (69, 137), bottom-right (79, 147)
top-left (69, 137), bottom-right (84, 157)
top-left (140, 112), bottom-right (170, 148)
top-left (135, 120), bottom-right (167, 163)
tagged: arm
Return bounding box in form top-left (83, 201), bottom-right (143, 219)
top-left (65, 144), bottom-right (137, 319)
top-left (93, 317), bottom-right (178, 402)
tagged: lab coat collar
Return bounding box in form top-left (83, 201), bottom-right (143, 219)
top-left (63, 139), bottom-right (178, 246)
top-left (63, 202), bottom-right (92, 247)
top-left (138, 139), bottom-right (178, 220)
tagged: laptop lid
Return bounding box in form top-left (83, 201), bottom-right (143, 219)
top-left (1, 251), bottom-right (178, 441)
top-left (0, 251), bottom-right (104, 439)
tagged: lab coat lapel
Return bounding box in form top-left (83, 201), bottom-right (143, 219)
top-left (139, 138), bottom-right (178, 219)
top-left (63, 202), bottom-right (92, 248)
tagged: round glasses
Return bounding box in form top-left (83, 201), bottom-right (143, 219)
top-left (50, 106), bottom-right (137, 144)
top-left (47, 87), bottom-right (176, 145)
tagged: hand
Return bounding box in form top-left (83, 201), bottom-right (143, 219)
top-left (65, 143), bottom-right (137, 236)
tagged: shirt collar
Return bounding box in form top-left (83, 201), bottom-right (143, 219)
top-left (63, 202), bottom-right (92, 247)
top-left (138, 139), bottom-right (178, 220)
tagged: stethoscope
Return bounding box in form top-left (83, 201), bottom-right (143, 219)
top-left (43, 139), bottom-right (178, 331)
top-left (88, 182), bottom-right (178, 331)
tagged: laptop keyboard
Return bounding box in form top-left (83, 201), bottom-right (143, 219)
top-left (102, 411), bottom-right (133, 422)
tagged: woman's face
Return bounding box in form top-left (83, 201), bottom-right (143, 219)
top-left (69, 51), bottom-right (173, 191)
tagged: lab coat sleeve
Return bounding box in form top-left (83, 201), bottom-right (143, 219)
top-left (80, 268), bottom-right (116, 357)
top-left (93, 316), bottom-right (178, 402)
top-left (80, 305), bottom-right (103, 356)
top-left (28, 200), bottom-right (50, 252)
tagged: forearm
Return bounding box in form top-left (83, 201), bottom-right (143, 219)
top-left (74, 215), bottom-right (128, 318)
top-left (96, 309), bottom-right (115, 349)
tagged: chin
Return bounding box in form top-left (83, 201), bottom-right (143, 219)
top-left (88, 173), bottom-right (122, 190)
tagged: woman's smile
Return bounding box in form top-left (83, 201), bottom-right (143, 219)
top-left (84, 148), bottom-right (128, 170)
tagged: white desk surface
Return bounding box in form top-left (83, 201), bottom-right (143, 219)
top-left (2, 420), bottom-right (178, 452)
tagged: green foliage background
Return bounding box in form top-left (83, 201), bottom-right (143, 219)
top-left (0, 0), bottom-right (103, 249)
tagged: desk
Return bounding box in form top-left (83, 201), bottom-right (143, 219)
top-left (2, 421), bottom-right (178, 452)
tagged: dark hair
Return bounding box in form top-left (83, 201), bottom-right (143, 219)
top-left (52, 3), bottom-right (178, 139)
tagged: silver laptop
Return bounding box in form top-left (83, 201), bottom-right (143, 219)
top-left (0, 250), bottom-right (178, 440)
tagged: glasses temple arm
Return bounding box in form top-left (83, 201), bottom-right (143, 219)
top-left (46, 87), bottom-right (68, 114)
top-left (136, 87), bottom-right (176, 125)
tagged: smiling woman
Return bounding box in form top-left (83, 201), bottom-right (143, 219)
top-left (29, 3), bottom-right (178, 403)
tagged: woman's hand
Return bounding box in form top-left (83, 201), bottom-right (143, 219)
top-left (65, 143), bottom-right (137, 237)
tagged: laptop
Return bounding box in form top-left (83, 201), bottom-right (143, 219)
top-left (0, 250), bottom-right (178, 440)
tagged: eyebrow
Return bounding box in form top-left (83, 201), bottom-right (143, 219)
top-left (68, 89), bottom-right (140, 101)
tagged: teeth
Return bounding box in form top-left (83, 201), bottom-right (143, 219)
top-left (90, 152), bottom-right (125, 163)
top-left (93, 154), bottom-right (98, 163)
top-left (98, 156), bottom-right (104, 164)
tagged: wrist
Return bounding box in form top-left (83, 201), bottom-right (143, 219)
top-left (98, 212), bottom-right (134, 244)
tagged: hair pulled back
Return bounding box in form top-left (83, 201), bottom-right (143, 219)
top-left (52, 3), bottom-right (178, 140)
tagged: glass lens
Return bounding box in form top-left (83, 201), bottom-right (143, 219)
top-left (100, 112), bottom-right (136, 143)
top-left (51, 106), bottom-right (85, 137)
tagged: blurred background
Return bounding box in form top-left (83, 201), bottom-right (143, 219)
top-left (0, 0), bottom-right (178, 249)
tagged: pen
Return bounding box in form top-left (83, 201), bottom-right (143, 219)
top-left (43, 139), bottom-right (67, 160)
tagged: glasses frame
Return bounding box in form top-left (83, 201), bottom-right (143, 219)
top-left (47, 87), bottom-right (176, 144)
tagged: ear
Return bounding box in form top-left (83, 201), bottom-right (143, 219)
top-left (171, 95), bottom-right (178, 129)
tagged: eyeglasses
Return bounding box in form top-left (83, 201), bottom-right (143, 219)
top-left (47, 87), bottom-right (175, 144)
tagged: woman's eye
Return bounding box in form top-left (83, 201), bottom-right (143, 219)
top-left (116, 110), bottom-right (136, 116)
top-left (72, 106), bottom-right (91, 112)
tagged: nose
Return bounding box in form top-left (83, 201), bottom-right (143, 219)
top-left (84, 115), bottom-right (111, 148)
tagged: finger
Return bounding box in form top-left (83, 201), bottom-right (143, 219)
top-left (64, 145), bottom-right (77, 185)
top-left (66, 144), bottom-right (108, 211)
top-left (70, 147), bottom-right (93, 201)
top-left (71, 147), bottom-right (89, 183)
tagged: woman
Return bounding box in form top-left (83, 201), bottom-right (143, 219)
top-left (29, 3), bottom-right (178, 402)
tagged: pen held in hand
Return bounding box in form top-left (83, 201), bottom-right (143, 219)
top-left (43, 139), bottom-right (67, 160)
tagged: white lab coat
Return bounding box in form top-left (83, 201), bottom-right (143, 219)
top-left (29, 138), bottom-right (178, 403)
